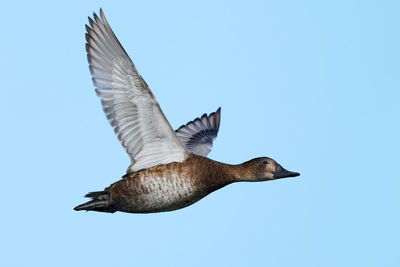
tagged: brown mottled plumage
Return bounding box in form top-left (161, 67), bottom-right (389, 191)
top-left (75, 154), bottom-right (299, 213)
top-left (74, 9), bottom-right (299, 214)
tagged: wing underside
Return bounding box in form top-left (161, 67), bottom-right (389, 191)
top-left (86, 9), bottom-right (189, 172)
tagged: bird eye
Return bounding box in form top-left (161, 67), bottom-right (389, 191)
top-left (263, 160), bottom-right (268, 165)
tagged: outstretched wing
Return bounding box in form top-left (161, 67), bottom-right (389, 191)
top-left (175, 108), bottom-right (221, 157)
top-left (86, 9), bottom-right (189, 172)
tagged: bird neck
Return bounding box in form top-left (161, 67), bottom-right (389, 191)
top-left (222, 162), bottom-right (256, 182)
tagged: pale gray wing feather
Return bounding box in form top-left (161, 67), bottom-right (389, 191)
top-left (86, 9), bottom-right (189, 172)
top-left (175, 108), bottom-right (221, 157)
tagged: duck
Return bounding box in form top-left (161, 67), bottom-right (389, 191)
top-left (74, 9), bottom-right (300, 214)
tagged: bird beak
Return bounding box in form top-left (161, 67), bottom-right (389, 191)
top-left (273, 164), bottom-right (300, 179)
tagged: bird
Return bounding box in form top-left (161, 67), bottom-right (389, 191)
top-left (74, 9), bottom-right (300, 214)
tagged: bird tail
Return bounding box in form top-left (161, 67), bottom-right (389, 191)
top-left (74, 191), bottom-right (115, 213)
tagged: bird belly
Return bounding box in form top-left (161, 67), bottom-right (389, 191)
top-left (113, 172), bottom-right (206, 213)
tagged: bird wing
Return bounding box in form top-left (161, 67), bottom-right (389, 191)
top-left (175, 108), bottom-right (221, 157)
top-left (86, 9), bottom-right (189, 172)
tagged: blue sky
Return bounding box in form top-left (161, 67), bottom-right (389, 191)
top-left (1, 1), bottom-right (399, 266)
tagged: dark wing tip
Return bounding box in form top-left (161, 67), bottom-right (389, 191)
top-left (175, 107), bottom-right (221, 133)
top-left (175, 107), bottom-right (222, 156)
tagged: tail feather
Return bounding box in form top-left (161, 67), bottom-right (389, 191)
top-left (85, 191), bottom-right (108, 199)
top-left (74, 190), bottom-right (115, 213)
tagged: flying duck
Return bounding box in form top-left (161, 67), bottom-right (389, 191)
top-left (74, 9), bottom-right (300, 214)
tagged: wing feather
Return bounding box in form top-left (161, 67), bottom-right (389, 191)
top-left (175, 108), bottom-right (221, 157)
top-left (86, 9), bottom-right (189, 172)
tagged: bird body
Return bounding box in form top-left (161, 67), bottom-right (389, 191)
top-left (76, 155), bottom-right (229, 213)
top-left (74, 9), bottom-right (299, 214)
top-left (75, 153), bottom-right (298, 213)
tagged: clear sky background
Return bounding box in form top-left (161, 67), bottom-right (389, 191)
top-left (1, 1), bottom-right (399, 266)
